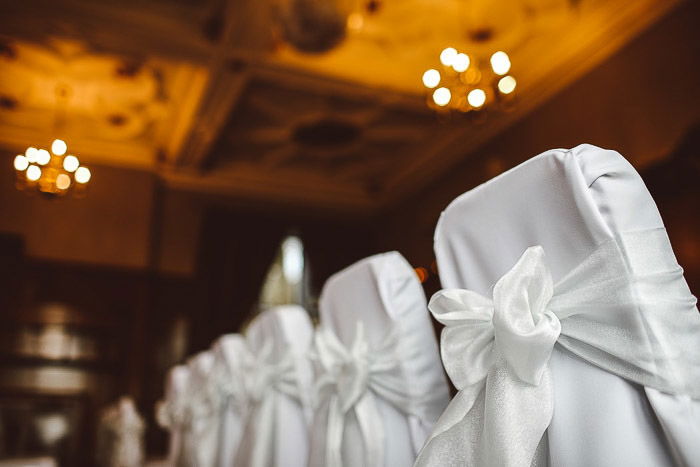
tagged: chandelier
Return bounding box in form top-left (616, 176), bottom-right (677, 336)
top-left (422, 48), bottom-right (516, 113)
top-left (13, 139), bottom-right (90, 197)
top-left (12, 84), bottom-right (91, 197)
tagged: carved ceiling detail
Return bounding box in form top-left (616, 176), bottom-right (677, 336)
top-left (0, 0), bottom-right (683, 213)
top-left (0, 37), bottom-right (207, 168)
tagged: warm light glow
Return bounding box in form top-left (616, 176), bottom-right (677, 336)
top-left (347, 12), bottom-right (364, 31)
top-left (415, 267), bottom-right (428, 283)
top-left (490, 51), bottom-right (511, 75)
top-left (422, 69), bottom-right (441, 88)
top-left (55, 173), bottom-right (71, 190)
top-left (14, 155), bottom-right (29, 171)
top-left (439, 47), bottom-right (458, 67)
top-left (498, 75), bottom-right (517, 94)
top-left (282, 236), bottom-right (304, 284)
top-left (75, 166), bottom-right (91, 184)
top-left (467, 88), bottom-right (487, 108)
top-left (25, 147), bottom-right (38, 163)
top-left (432, 87), bottom-right (451, 106)
top-left (26, 165), bottom-right (42, 181)
top-left (63, 155), bottom-right (79, 172)
top-left (51, 139), bottom-right (67, 156)
top-left (452, 53), bottom-right (470, 72)
top-left (36, 149), bottom-right (51, 165)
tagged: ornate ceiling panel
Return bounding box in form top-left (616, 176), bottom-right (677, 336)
top-left (0, 0), bottom-right (684, 214)
top-left (0, 37), bottom-right (208, 169)
top-left (206, 76), bottom-right (441, 193)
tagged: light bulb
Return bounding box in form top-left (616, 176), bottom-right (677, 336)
top-left (490, 51), bottom-right (511, 75)
top-left (347, 12), bottom-right (364, 31)
top-left (14, 155), bottom-right (29, 171)
top-left (432, 87), bottom-right (451, 107)
top-left (452, 53), bottom-right (470, 72)
top-left (26, 165), bottom-right (42, 181)
top-left (51, 139), bottom-right (67, 156)
top-left (56, 173), bottom-right (71, 190)
top-left (439, 47), bottom-right (458, 67)
top-left (63, 155), bottom-right (79, 172)
top-left (36, 149), bottom-right (51, 165)
top-left (282, 236), bottom-right (304, 284)
top-left (75, 166), bottom-right (91, 184)
top-left (422, 69), bottom-right (441, 88)
top-left (467, 88), bottom-right (486, 108)
top-left (25, 147), bottom-right (38, 163)
top-left (498, 75), bottom-right (517, 94)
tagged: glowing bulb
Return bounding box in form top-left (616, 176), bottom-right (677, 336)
top-left (422, 69), bottom-right (441, 88)
top-left (282, 236), bottom-right (304, 284)
top-left (51, 139), bottom-right (67, 156)
top-left (25, 147), bottom-right (38, 163)
top-left (14, 155), bottom-right (29, 171)
top-left (498, 75), bottom-right (517, 94)
top-left (467, 88), bottom-right (486, 108)
top-left (439, 47), bottom-right (458, 67)
top-left (490, 51), bottom-right (511, 75)
top-left (75, 166), bottom-right (91, 184)
top-left (432, 87), bottom-right (451, 107)
top-left (56, 173), bottom-right (71, 190)
top-left (452, 53), bottom-right (470, 72)
top-left (347, 12), bottom-right (364, 31)
top-left (36, 149), bottom-right (51, 165)
top-left (26, 165), bottom-right (42, 181)
top-left (63, 155), bottom-right (79, 172)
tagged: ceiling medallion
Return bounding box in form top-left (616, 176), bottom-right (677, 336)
top-left (13, 139), bottom-right (91, 198)
top-left (422, 48), bottom-right (516, 114)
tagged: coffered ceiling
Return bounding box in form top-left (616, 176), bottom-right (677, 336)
top-left (0, 0), bottom-right (682, 214)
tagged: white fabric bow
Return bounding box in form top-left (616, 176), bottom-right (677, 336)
top-left (416, 231), bottom-right (700, 467)
top-left (235, 340), bottom-right (308, 467)
top-left (422, 246), bottom-right (559, 466)
top-left (312, 323), bottom-right (408, 467)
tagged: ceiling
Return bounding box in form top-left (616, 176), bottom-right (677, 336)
top-left (0, 0), bottom-right (682, 214)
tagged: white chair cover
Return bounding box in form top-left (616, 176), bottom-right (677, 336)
top-left (185, 351), bottom-right (218, 467)
top-left (235, 305), bottom-right (314, 467)
top-left (310, 251), bottom-right (450, 467)
top-left (210, 333), bottom-right (251, 467)
top-left (156, 365), bottom-right (190, 467)
top-left (416, 144), bottom-right (700, 466)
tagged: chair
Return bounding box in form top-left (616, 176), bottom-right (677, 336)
top-left (416, 144), bottom-right (700, 466)
top-left (186, 351), bottom-right (218, 467)
top-left (210, 333), bottom-right (251, 467)
top-left (309, 252), bottom-right (450, 467)
top-left (234, 305), bottom-right (314, 467)
top-left (156, 365), bottom-right (190, 467)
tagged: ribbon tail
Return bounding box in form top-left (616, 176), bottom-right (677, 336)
top-left (326, 395), bottom-right (345, 467)
top-left (479, 356), bottom-right (554, 467)
top-left (246, 391), bottom-right (276, 467)
top-left (354, 392), bottom-right (385, 467)
top-left (413, 382), bottom-right (486, 466)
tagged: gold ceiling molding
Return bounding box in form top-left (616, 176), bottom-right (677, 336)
top-left (0, 37), bottom-right (208, 169)
top-left (0, 0), bottom-right (686, 214)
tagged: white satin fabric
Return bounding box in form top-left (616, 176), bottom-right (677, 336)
top-left (310, 252), bottom-right (450, 467)
top-left (234, 305), bottom-right (314, 467)
top-left (210, 334), bottom-right (250, 467)
top-left (156, 365), bottom-right (191, 467)
top-left (185, 351), bottom-right (219, 467)
top-left (418, 144), bottom-right (700, 466)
